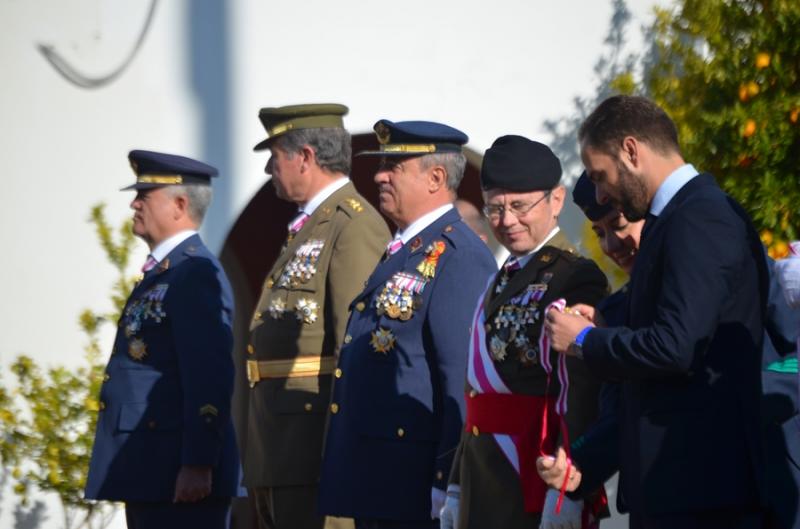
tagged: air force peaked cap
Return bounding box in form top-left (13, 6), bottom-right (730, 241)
top-left (572, 171), bottom-right (613, 221)
top-left (357, 120), bottom-right (468, 157)
top-left (254, 103), bottom-right (349, 151)
top-left (480, 135), bottom-right (562, 191)
top-left (122, 150), bottom-right (218, 191)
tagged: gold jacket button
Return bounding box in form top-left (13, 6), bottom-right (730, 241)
top-left (397, 428), bottom-right (405, 438)
top-left (266, 278), bottom-right (274, 288)
top-left (436, 470), bottom-right (444, 480)
top-left (103, 373), bottom-right (110, 382)
top-left (334, 368), bottom-right (343, 379)
top-left (469, 390), bottom-right (477, 398)
top-left (472, 425), bottom-right (479, 436)
top-left (304, 403), bottom-right (313, 412)
top-left (247, 344), bottom-right (254, 355)
top-left (99, 401), bottom-right (106, 411)
top-left (355, 301), bottom-right (366, 312)
top-left (330, 403), bottom-right (339, 414)
top-left (254, 311), bottom-right (262, 320)
top-left (344, 335), bottom-right (352, 344)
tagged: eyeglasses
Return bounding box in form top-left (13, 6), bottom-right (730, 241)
top-left (482, 191), bottom-right (551, 220)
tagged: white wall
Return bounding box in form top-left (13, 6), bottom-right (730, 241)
top-left (0, 1), bottom-right (660, 527)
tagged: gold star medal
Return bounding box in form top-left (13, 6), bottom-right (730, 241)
top-left (128, 338), bottom-right (148, 361)
top-left (370, 328), bottom-right (396, 354)
top-left (295, 298), bottom-right (319, 324)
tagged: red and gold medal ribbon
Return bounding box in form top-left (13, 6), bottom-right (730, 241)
top-left (416, 241), bottom-right (446, 278)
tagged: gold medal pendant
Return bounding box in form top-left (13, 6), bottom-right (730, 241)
top-left (370, 328), bottom-right (396, 354)
top-left (386, 304), bottom-right (401, 319)
top-left (128, 338), bottom-right (148, 361)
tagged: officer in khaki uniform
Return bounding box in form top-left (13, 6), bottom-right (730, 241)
top-left (439, 136), bottom-right (609, 529)
top-left (244, 104), bottom-right (390, 529)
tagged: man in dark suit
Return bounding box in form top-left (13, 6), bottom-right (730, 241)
top-left (545, 174), bottom-right (800, 529)
top-left (85, 150), bottom-right (241, 528)
top-left (544, 95), bottom-right (769, 528)
top-left (317, 120), bottom-right (497, 529)
top-left (440, 137), bottom-right (609, 529)
top-left (245, 104), bottom-right (388, 529)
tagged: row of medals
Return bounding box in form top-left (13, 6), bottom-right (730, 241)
top-left (489, 275), bottom-right (550, 364)
top-left (278, 240), bottom-right (324, 289)
top-left (123, 285), bottom-right (169, 361)
top-left (374, 272), bottom-right (426, 321)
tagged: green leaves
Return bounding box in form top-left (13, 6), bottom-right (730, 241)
top-left (642, 0), bottom-right (800, 256)
top-left (0, 203), bottom-right (138, 527)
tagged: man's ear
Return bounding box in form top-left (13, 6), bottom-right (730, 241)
top-left (621, 136), bottom-right (640, 168)
top-left (300, 145), bottom-right (317, 172)
top-left (173, 193), bottom-right (189, 220)
top-left (428, 165), bottom-right (447, 193)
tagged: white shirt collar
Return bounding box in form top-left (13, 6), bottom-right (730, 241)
top-left (301, 177), bottom-right (350, 216)
top-left (510, 226), bottom-right (560, 268)
top-left (395, 204), bottom-right (454, 245)
top-left (150, 230), bottom-right (197, 262)
top-left (650, 164), bottom-right (699, 216)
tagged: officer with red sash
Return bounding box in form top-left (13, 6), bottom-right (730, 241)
top-left (439, 136), bottom-right (608, 529)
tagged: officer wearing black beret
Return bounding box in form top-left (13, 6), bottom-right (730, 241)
top-left (85, 150), bottom-right (241, 528)
top-left (317, 119), bottom-right (497, 529)
top-left (441, 136), bottom-right (609, 529)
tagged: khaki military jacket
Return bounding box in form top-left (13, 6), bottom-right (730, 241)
top-left (243, 181), bottom-right (389, 487)
top-left (449, 231), bottom-right (609, 529)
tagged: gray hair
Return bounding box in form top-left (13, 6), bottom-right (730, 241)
top-left (273, 127), bottom-right (352, 175)
top-left (418, 152), bottom-right (467, 190)
top-left (165, 184), bottom-right (213, 224)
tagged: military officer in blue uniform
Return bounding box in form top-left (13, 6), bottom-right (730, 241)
top-left (317, 120), bottom-right (498, 529)
top-left (85, 150), bottom-right (241, 528)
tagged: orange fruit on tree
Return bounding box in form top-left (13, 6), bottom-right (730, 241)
top-left (755, 52), bottom-right (771, 69)
top-left (742, 119), bottom-right (757, 138)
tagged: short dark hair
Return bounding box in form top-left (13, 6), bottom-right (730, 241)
top-left (578, 95), bottom-right (680, 157)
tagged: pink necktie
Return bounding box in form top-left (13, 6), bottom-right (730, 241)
top-left (386, 237), bottom-right (403, 256)
top-left (141, 255), bottom-right (158, 273)
top-left (288, 212), bottom-right (310, 235)
top-left (504, 257), bottom-right (521, 273)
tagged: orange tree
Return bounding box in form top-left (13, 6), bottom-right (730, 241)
top-left (640, 0), bottom-right (800, 257)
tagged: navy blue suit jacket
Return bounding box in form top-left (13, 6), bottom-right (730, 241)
top-left (85, 234), bottom-right (241, 501)
top-left (317, 208), bottom-right (497, 521)
top-left (582, 174), bottom-right (769, 516)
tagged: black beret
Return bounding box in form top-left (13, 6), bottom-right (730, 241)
top-left (572, 171), bottom-right (613, 221)
top-left (480, 135), bottom-right (562, 191)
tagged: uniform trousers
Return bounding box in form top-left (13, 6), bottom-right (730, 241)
top-left (253, 486), bottom-right (353, 529)
top-left (125, 497), bottom-right (230, 529)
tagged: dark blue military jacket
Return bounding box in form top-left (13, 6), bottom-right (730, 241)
top-left (317, 208), bottom-right (497, 521)
top-left (582, 174), bottom-right (769, 516)
top-left (762, 259), bottom-right (800, 529)
top-left (85, 234), bottom-right (241, 501)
